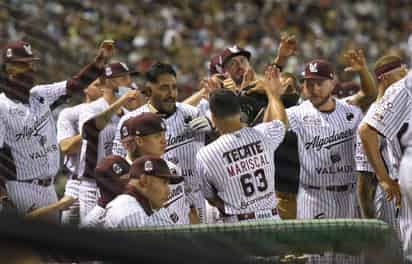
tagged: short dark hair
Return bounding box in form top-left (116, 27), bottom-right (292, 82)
top-left (209, 89), bottom-right (240, 118)
top-left (145, 62), bottom-right (176, 83)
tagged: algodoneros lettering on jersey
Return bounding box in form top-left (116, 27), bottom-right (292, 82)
top-left (113, 103), bottom-right (206, 220)
top-left (0, 82), bottom-right (67, 182)
top-left (287, 99), bottom-right (363, 186)
top-left (287, 99), bottom-right (363, 219)
top-left (196, 120), bottom-right (285, 217)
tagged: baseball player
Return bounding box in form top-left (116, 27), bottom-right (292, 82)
top-left (196, 65), bottom-right (288, 223)
top-left (358, 56), bottom-right (409, 209)
top-left (287, 49), bottom-right (376, 220)
top-left (113, 62), bottom-right (206, 222)
top-left (103, 156), bottom-right (183, 229)
top-left (81, 155), bottom-right (130, 228)
top-left (356, 55), bottom-right (408, 234)
top-left (119, 112), bottom-right (193, 224)
top-left (57, 78), bottom-right (103, 225)
top-left (0, 40), bottom-right (112, 219)
top-left (77, 62), bottom-right (140, 223)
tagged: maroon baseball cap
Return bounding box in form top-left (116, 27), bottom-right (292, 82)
top-left (130, 155), bottom-right (183, 184)
top-left (2, 40), bottom-right (40, 63)
top-left (219, 45), bottom-right (251, 68)
top-left (120, 113), bottom-right (166, 139)
top-left (94, 155), bottom-right (131, 194)
top-left (104, 62), bottom-right (140, 79)
top-left (301, 59), bottom-right (335, 80)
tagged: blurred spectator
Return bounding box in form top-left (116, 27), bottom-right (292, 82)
top-left (0, 0), bottom-right (411, 99)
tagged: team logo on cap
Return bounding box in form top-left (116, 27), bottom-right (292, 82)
top-left (121, 126), bottom-right (129, 137)
top-left (228, 45), bottom-right (240, 53)
top-left (23, 44), bottom-right (33, 55)
top-left (105, 66), bottom-right (113, 77)
top-left (120, 62), bottom-right (129, 71)
top-left (309, 63), bottom-right (318, 73)
top-left (112, 163), bottom-right (124, 175)
top-left (6, 48), bottom-right (12, 58)
top-left (144, 160), bottom-right (154, 173)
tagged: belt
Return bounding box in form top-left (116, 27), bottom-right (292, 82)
top-left (236, 208), bottom-right (278, 221)
top-left (17, 178), bottom-right (53, 187)
top-left (304, 183), bottom-right (354, 192)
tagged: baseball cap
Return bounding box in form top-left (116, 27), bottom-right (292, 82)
top-left (301, 59), bottom-right (335, 80)
top-left (219, 45), bottom-right (251, 68)
top-left (120, 113), bottom-right (166, 140)
top-left (104, 62), bottom-right (140, 79)
top-left (130, 156), bottom-right (183, 184)
top-left (332, 81), bottom-right (360, 99)
top-left (94, 155), bottom-right (131, 194)
top-left (2, 40), bottom-right (40, 63)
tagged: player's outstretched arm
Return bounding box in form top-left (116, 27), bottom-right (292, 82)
top-left (261, 65), bottom-right (288, 128)
top-left (25, 196), bottom-right (76, 220)
top-left (66, 40), bottom-right (114, 94)
top-left (358, 123), bottom-right (401, 207)
top-left (87, 90), bottom-right (140, 131)
top-left (357, 171), bottom-right (377, 218)
top-left (344, 49), bottom-right (377, 112)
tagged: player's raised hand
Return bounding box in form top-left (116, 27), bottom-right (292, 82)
top-left (277, 32), bottom-right (297, 59)
top-left (380, 178), bottom-right (401, 208)
top-left (95, 40), bottom-right (115, 68)
top-left (344, 49), bottom-right (367, 72)
top-left (263, 65), bottom-right (283, 97)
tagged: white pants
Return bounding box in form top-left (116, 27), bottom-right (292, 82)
top-left (297, 184), bottom-right (358, 219)
top-left (79, 178), bottom-right (99, 225)
top-left (399, 149), bottom-right (412, 263)
top-left (61, 178), bottom-right (81, 225)
top-left (6, 180), bottom-right (58, 222)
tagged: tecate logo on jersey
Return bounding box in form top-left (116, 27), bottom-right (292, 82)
top-left (304, 129), bottom-right (354, 151)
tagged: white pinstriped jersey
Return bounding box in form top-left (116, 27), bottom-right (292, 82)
top-left (362, 74), bottom-right (412, 177)
top-left (57, 103), bottom-right (85, 176)
top-left (78, 98), bottom-right (121, 178)
top-left (113, 103), bottom-right (205, 207)
top-left (196, 120), bottom-right (285, 215)
top-left (0, 81), bottom-right (67, 180)
top-left (103, 194), bottom-right (173, 229)
top-left (287, 99), bottom-right (363, 186)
